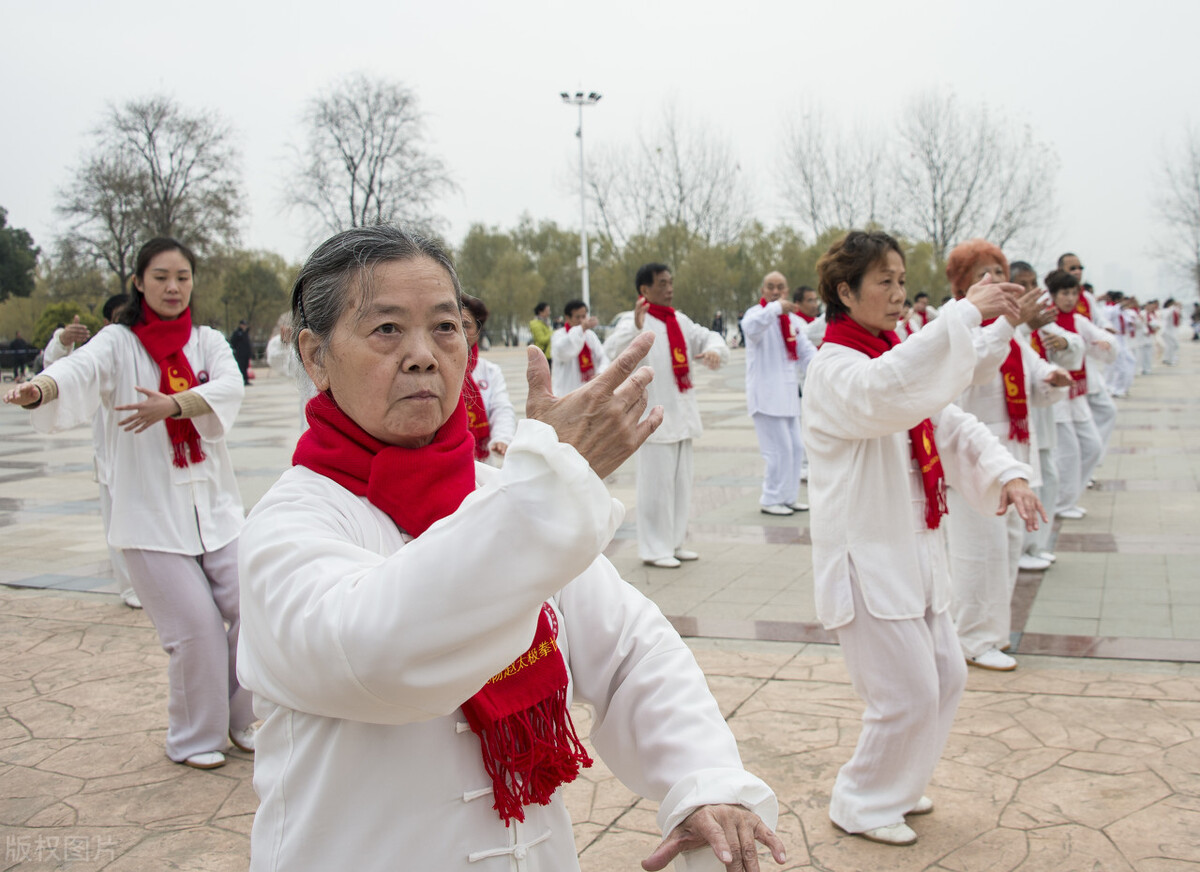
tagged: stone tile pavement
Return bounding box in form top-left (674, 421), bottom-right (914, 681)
top-left (2, 337), bottom-right (1199, 869)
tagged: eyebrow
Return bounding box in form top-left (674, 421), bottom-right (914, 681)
top-left (359, 300), bottom-right (460, 319)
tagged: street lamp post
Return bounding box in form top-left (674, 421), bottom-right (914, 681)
top-left (560, 90), bottom-right (601, 310)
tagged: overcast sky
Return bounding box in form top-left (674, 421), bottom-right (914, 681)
top-left (4, 0), bottom-right (1197, 299)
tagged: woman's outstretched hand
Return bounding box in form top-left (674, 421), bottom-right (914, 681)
top-left (526, 331), bottom-right (663, 479)
top-left (641, 804), bottom-right (787, 872)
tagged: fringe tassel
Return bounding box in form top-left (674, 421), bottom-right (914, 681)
top-left (1008, 416), bottom-right (1031, 445)
top-left (925, 477), bottom-right (948, 530)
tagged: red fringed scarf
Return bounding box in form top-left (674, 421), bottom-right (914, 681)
top-left (644, 299), bottom-right (692, 391)
top-left (823, 316), bottom-right (948, 530)
top-left (760, 298), bottom-right (798, 361)
top-left (130, 306), bottom-right (206, 468)
top-left (1030, 329), bottom-right (1047, 360)
top-left (465, 344), bottom-right (491, 461)
top-left (292, 392), bottom-right (591, 823)
top-left (572, 326), bottom-right (596, 382)
top-left (1054, 310), bottom-right (1088, 398)
top-left (1075, 292), bottom-right (1092, 319)
top-left (982, 319), bottom-right (1029, 444)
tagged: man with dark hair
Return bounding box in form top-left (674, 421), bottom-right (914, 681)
top-left (604, 263), bottom-right (728, 568)
top-left (1058, 253), bottom-right (1116, 463)
top-left (230, 320), bottom-right (253, 386)
top-left (907, 292), bottom-right (937, 334)
top-left (792, 285), bottom-right (824, 346)
top-left (529, 302), bottom-right (553, 361)
top-left (550, 299), bottom-right (608, 396)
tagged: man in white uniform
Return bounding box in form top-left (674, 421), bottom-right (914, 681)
top-left (1060, 253), bottom-right (1117, 459)
top-left (741, 271), bottom-right (817, 515)
top-left (604, 263), bottom-right (729, 569)
top-left (550, 299), bottom-right (608, 396)
top-left (793, 285), bottom-right (825, 347)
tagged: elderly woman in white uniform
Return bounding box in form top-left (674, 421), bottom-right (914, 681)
top-left (803, 231), bottom-right (1044, 846)
top-left (5, 237), bottom-right (253, 771)
top-left (461, 294), bottom-right (517, 466)
top-left (236, 225), bottom-right (785, 872)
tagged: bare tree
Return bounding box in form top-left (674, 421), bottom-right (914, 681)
top-left (892, 91), bottom-right (1057, 261)
top-left (56, 149), bottom-right (145, 289)
top-left (778, 109), bottom-right (886, 238)
top-left (586, 105), bottom-right (752, 250)
top-left (287, 74), bottom-right (455, 235)
top-left (1157, 128), bottom-right (1200, 298)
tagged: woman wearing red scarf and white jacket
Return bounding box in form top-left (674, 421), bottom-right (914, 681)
top-left (4, 238), bottom-right (253, 771)
top-left (237, 226), bottom-right (784, 872)
top-left (461, 294), bottom-right (516, 467)
top-left (802, 231), bottom-right (1044, 847)
top-left (942, 241), bottom-right (1072, 673)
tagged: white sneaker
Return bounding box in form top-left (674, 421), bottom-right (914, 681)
top-left (673, 549), bottom-right (699, 561)
top-left (760, 504), bottom-right (794, 516)
top-left (1037, 551), bottom-right (1057, 563)
top-left (230, 725), bottom-right (257, 753)
top-left (907, 796), bottom-right (934, 816)
top-left (121, 590), bottom-right (143, 609)
top-left (1018, 554), bottom-right (1052, 571)
top-left (788, 502), bottom-right (810, 512)
top-left (644, 557), bottom-right (682, 569)
top-left (835, 821), bottom-right (918, 846)
top-left (968, 648), bottom-right (1017, 671)
top-left (183, 751), bottom-right (226, 770)
top-left (1055, 507), bottom-right (1086, 520)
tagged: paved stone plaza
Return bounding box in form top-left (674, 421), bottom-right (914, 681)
top-left (1, 338), bottom-right (1199, 870)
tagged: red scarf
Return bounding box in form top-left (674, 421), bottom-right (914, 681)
top-left (130, 307), bottom-right (206, 468)
top-left (915, 309), bottom-right (931, 328)
top-left (292, 392), bottom-right (591, 824)
top-left (982, 319), bottom-right (1029, 444)
top-left (1030, 329), bottom-right (1047, 360)
top-left (465, 345), bottom-right (491, 461)
top-left (571, 326), bottom-right (596, 382)
top-left (796, 310), bottom-right (816, 324)
top-left (760, 298), bottom-right (798, 360)
top-left (1075, 293), bottom-right (1092, 319)
top-left (822, 316), bottom-right (948, 530)
top-left (644, 299), bottom-right (692, 391)
top-left (1055, 310), bottom-right (1088, 398)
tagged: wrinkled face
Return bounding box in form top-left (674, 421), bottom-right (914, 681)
top-left (840, 250), bottom-right (907, 335)
top-left (641, 270), bottom-right (674, 306)
top-left (301, 257), bottom-right (467, 448)
top-left (1061, 254), bottom-right (1083, 282)
top-left (797, 289), bottom-right (820, 317)
top-left (960, 260), bottom-right (1009, 299)
top-left (135, 250), bottom-right (193, 320)
top-left (761, 272), bottom-right (788, 303)
top-left (1053, 285), bottom-right (1080, 314)
top-left (566, 305), bottom-right (589, 327)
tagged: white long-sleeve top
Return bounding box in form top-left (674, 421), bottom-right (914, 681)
top-left (954, 339), bottom-right (1068, 488)
top-left (1020, 323), bottom-right (1084, 451)
top-left (740, 301), bottom-right (817, 417)
top-left (549, 325), bottom-right (608, 396)
top-left (1038, 315), bottom-right (1115, 420)
top-left (237, 419), bottom-right (775, 872)
top-left (41, 328), bottom-right (116, 486)
top-left (30, 324), bottom-right (245, 554)
top-left (603, 309), bottom-right (729, 444)
top-left (802, 299), bottom-right (1030, 630)
top-left (471, 354), bottom-right (517, 448)
top-left (801, 313), bottom-right (826, 347)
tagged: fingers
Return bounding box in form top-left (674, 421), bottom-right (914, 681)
top-left (691, 812), bottom-right (734, 867)
top-left (524, 346), bottom-right (552, 417)
top-left (596, 332), bottom-right (655, 390)
top-left (755, 820), bottom-right (787, 865)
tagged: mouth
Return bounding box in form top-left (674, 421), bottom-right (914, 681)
top-left (405, 390), bottom-right (439, 400)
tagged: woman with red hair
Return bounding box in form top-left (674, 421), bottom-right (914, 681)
top-left (942, 241), bottom-right (1072, 671)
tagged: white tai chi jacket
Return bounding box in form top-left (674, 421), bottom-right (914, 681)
top-left (30, 324), bottom-right (244, 555)
top-left (741, 300), bottom-right (817, 418)
top-left (604, 310), bottom-right (729, 444)
top-left (550, 325), bottom-right (609, 396)
top-left (1020, 323), bottom-right (1084, 453)
top-left (237, 419), bottom-right (775, 872)
top-left (1037, 315), bottom-right (1115, 424)
top-left (471, 354), bottom-right (517, 449)
top-left (802, 299), bottom-right (1031, 629)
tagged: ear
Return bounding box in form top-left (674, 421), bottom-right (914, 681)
top-left (298, 328), bottom-right (330, 393)
top-left (837, 281), bottom-right (853, 309)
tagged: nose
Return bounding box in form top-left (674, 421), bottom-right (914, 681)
top-left (401, 333), bottom-right (439, 372)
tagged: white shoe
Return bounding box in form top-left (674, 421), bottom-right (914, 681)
top-left (835, 820), bottom-right (918, 846)
top-left (1055, 507), bottom-right (1086, 520)
top-left (907, 796), bottom-right (934, 816)
top-left (121, 590), bottom-right (143, 609)
top-left (1087, 478), bottom-right (1096, 488)
top-left (183, 751), bottom-right (226, 770)
top-left (788, 502), bottom-right (810, 512)
top-left (800, 466), bottom-right (809, 482)
top-left (1018, 554), bottom-right (1052, 571)
top-left (760, 504), bottom-right (794, 516)
top-left (1037, 551), bottom-right (1057, 563)
top-left (968, 648), bottom-right (1017, 671)
top-left (229, 725), bottom-right (257, 753)
top-left (644, 557), bottom-right (682, 569)
top-left (673, 549), bottom-right (699, 561)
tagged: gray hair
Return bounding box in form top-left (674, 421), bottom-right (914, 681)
top-left (290, 224), bottom-right (463, 364)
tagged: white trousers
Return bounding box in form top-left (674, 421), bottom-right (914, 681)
top-left (124, 542), bottom-right (254, 761)
top-left (1163, 332), bottom-right (1180, 366)
top-left (1024, 447), bottom-right (1058, 556)
top-left (97, 482), bottom-right (133, 600)
top-left (946, 489), bottom-right (1023, 658)
top-left (1054, 418), bottom-right (1102, 513)
top-left (635, 440), bottom-right (693, 562)
top-left (1087, 386), bottom-right (1117, 462)
top-left (752, 413), bottom-right (802, 507)
top-left (831, 564), bottom-right (967, 833)
top-left (1137, 343), bottom-right (1154, 375)
top-left (1109, 349), bottom-right (1136, 396)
